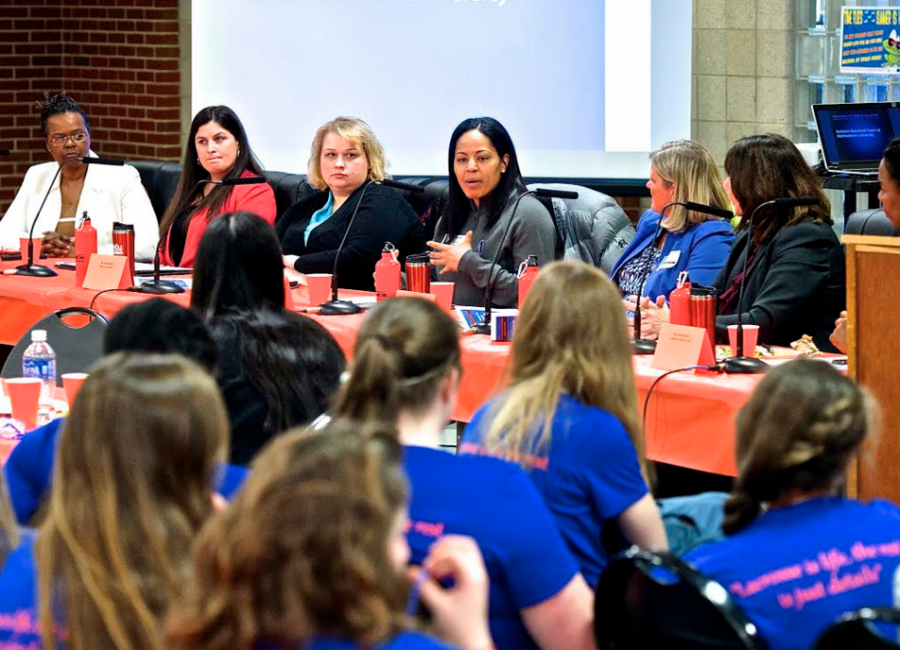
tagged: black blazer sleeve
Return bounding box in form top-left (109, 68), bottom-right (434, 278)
top-left (715, 222), bottom-right (844, 347)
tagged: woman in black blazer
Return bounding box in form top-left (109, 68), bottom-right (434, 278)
top-left (715, 134), bottom-right (844, 352)
top-left (278, 117), bottom-right (424, 291)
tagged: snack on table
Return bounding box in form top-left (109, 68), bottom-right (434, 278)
top-left (790, 334), bottom-right (821, 357)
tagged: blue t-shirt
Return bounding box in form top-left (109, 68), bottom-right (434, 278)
top-left (462, 394), bottom-right (649, 587)
top-left (403, 445), bottom-right (580, 650)
top-left (299, 632), bottom-right (457, 650)
top-left (4, 418), bottom-right (250, 525)
top-left (0, 531), bottom-right (40, 650)
top-left (685, 497), bottom-right (900, 650)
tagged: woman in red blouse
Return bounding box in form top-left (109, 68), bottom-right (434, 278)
top-left (159, 105), bottom-right (276, 267)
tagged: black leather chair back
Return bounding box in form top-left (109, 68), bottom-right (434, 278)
top-left (595, 547), bottom-right (768, 650)
top-left (393, 177), bottom-right (449, 243)
top-left (264, 170), bottom-right (315, 220)
top-left (845, 209), bottom-right (899, 236)
top-left (813, 608), bottom-right (900, 650)
top-left (130, 160), bottom-right (182, 222)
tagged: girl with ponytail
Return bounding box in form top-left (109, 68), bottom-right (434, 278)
top-left (686, 360), bottom-right (899, 650)
top-left (332, 297), bottom-right (595, 650)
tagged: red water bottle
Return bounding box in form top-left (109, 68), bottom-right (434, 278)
top-left (517, 255), bottom-right (540, 311)
top-left (669, 271), bottom-right (691, 326)
top-left (112, 222), bottom-right (135, 286)
top-left (74, 211), bottom-right (97, 288)
top-left (374, 242), bottom-right (401, 301)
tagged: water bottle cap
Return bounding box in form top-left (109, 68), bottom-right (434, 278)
top-left (31, 329), bottom-right (47, 342)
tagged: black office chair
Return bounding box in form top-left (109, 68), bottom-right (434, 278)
top-left (595, 547), bottom-right (768, 650)
top-left (813, 607), bottom-right (900, 649)
top-left (845, 208), bottom-right (900, 236)
top-left (1, 308), bottom-right (109, 384)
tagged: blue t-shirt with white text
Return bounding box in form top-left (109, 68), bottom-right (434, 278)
top-left (685, 497), bottom-right (900, 650)
top-left (0, 531), bottom-right (40, 650)
top-left (403, 445), bottom-right (580, 650)
top-left (462, 393), bottom-right (649, 587)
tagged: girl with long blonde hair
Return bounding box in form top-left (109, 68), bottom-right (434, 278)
top-left (462, 261), bottom-right (667, 587)
top-left (0, 353), bottom-right (229, 650)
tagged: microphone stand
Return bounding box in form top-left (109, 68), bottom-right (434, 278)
top-left (631, 201), bottom-right (682, 354)
top-left (473, 190), bottom-right (538, 336)
top-left (470, 187), bottom-right (581, 335)
top-left (318, 181), bottom-right (377, 315)
top-left (630, 200), bottom-right (736, 354)
top-left (136, 222), bottom-right (185, 294)
top-left (314, 178), bottom-right (425, 315)
top-left (724, 196), bottom-right (817, 374)
top-left (13, 164), bottom-right (63, 277)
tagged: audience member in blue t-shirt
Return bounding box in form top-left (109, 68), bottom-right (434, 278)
top-left (26, 353), bottom-right (230, 650)
top-left (462, 261), bottom-right (666, 587)
top-left (0, 461), bottom-right (39, 650)
top-left (611, 140), bottom-right (733, 331)
top-left (685, 360), bottom-right (900, 650)
top-left (5, 417), bottom-right (248, 525)
top-left (3, 298), bottom-right (250, 526)
top-left (168, 421), bottom-right (492, 650)
top-left (331, 296), bottom-right (595, 650)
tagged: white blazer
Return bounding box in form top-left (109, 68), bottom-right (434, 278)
top-left (0, 155), bottom-right (159, 260)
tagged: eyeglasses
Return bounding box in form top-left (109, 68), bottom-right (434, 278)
top-left (49, 132), bottom-right (88, 148)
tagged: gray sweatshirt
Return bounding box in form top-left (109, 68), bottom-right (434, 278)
top-left (434, 190), bottom-right (556, 308)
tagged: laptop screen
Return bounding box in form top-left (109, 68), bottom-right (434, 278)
top-left (814, 102), bottom-right (900, 169)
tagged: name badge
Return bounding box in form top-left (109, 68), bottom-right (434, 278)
top-left (659, 250), bottom-right (681, 269)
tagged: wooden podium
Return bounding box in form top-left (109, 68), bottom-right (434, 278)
top-left (844, 235), bottom-right (900, 502)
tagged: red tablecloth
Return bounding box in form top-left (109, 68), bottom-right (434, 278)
top-left (0, 261), bottom-right (774, 476)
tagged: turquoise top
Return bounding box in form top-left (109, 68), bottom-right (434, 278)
top-left (304, 191), bottom-right (334, 245)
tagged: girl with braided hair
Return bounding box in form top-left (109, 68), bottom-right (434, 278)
top-left (685, 360), bottom-right (900, 650)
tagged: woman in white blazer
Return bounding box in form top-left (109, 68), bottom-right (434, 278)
top-left (0, 93), bottom-right (158, 260)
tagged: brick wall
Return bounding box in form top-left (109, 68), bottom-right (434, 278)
top-left (0, 0), bottom-right (182, 213)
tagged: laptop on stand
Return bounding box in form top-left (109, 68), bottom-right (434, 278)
top-left (813, 102), bottom-right (900, 176)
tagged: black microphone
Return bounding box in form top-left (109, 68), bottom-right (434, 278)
top-left (772, 196), bottom-right (820, 208)
top-left (630, 201), bottom-right (733, 354)
top-left (471, 189), bottom-right (541, 335)
top-left (535, 187), bottom-right (579, 200)
top-left (214, 176), bottom-right (267, 187)
top-left (318, 180), bottom-right (384, 316)
top-left (0, 149), bottom-right (11, 156)
top-left (379, 178), bottom-right (426, 194)
top-left (13, 165), bottom-right (63, 277)
top-left (682, 201), bottom-right (735, 220)
top-left (722, 196), bottom-right (817, 374)
top-left (78, 156), bottom-right (124, 166)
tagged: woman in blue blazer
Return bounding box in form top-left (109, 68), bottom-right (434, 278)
top-left (611, 140), bottom-right (733, 332)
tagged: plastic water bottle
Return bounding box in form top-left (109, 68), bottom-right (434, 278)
top-left (22, 330), bottom-right (57, 408)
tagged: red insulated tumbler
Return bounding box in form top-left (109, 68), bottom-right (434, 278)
top-left (112, 222), bottom-right (135, 285)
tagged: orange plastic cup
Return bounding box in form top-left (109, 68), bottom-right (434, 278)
top-left (727, 324), bottom-right (761, 356)
top-left (62, 372), bottom-right (89, 409)
top-left (430, 282), bottom-right (455, 313)
top-left (307, 273), bottom-right (333, 306)
top-left (6, 378), bottom-right (42, 431)
top-left (19, 236), bottom-right (43, 262)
